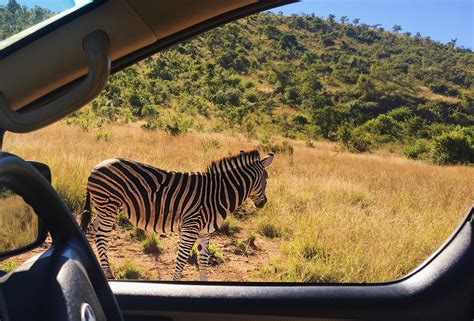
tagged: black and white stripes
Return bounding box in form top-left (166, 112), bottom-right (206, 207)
top-left (80, 150), bottom-right (274, 280)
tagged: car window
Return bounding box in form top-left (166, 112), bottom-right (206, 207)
top-left (0, 0), bottom-right (96, 51)
top-left (1, 0), bottom-right (473, 283)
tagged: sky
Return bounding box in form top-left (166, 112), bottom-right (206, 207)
top-left (0, 0), bottom-right (91, 12)
top-left (270, 0), bottom-right (473, 49)
top-left (1, 0), bottom-right (472, 48)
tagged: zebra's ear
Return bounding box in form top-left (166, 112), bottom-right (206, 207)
top-left (261, 152), bottom-right (274, 168)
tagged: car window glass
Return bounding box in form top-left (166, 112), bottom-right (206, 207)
top-left (1, 0), bottom-right (472, 282)
top-left (0, 0), bottom-right (94, 50)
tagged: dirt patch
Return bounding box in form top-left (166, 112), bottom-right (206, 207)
top-left (9, 215), bottom-right (281, 282)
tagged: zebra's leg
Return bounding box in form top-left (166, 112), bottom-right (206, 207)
top-left (195, 232), bottom-right (210, 281)
top-left (173, 228), bottom-right (199, 281)
top-left (85, 217), bottom-right (99, 244)
top-left (94, 218), bottom-right (116, 279)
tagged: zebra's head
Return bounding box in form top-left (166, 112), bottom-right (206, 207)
top-left (249, 152), bottom-right (274, 208)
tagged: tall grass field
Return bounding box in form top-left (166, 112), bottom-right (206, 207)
top-left (3, 122), bottom-right (473, 282)
top-left (0, 189), bottom-right (38, 253)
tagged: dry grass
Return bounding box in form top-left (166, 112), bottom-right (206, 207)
top-left (3, 122), bottom-right (473, 282)
top-left (0, 192), bottom-right (39, 252)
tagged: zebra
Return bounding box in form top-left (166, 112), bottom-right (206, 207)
top-left (80, 150), bottom-right (274, 281)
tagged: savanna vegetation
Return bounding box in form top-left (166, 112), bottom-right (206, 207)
top-left (0, 187), bottom-right (38, 253)
top-left (0, 0), bottom-right (53, 41)
top-left (0, 1), bottom-right (473, 282)
top-left (70, 9), bottom-right (473, 164)
top-left (4, 123), bottom-right (473, 282)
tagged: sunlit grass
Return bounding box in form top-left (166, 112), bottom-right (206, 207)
top-left (3, 122), bottom-right (473, 282)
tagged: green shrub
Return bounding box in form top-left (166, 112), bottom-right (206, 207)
top-left (258, 140), bottom-right (294, 155)
top-left (163, 115), bottom-right (192, 136)
top-left (360, 115), bottom-right (401, 142)
top-left (217, 216), bottom-right (239, 236)
top-left (201, 139), bottom-right (221, 152)
top-left (117, 212), bottom-right (132, 228)
top-left (246, 232), bottom-right (257, 247)
top-left (141, 233), bottom-right (162, 254)
top-left (114, 261), bottom-right (141, 279)
top-left (431, 127), bottom-right (474, 164)
top-left (338, 125), bottom-right (374, 153)
top-left (234, 240), bottom-right (247, 254)
top-left (95, 130), bottom-right (112, 141)
top-left (188, 243), bottom-right (224, 266)
top-left (402, 140), bottom-right (430, 160)
top-left (430, 83), bottom-right (459, 97)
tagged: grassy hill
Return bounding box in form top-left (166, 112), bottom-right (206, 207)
top-left (1, 1), bottom-right (473, 163)
top-left (77, 12), bottom-right (474, 163)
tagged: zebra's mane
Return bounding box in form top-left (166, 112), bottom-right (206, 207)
top-left (206, 150), bottom-right (261, 174)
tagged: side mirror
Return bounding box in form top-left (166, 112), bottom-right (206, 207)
top-left (0, 160), bottom-right (49, 259)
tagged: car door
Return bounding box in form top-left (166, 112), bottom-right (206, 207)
top-left (0, 1), bottom-right (473, 320)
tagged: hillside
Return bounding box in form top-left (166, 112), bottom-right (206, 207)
top-left (80, 12), bottom-right (474, 163)
top-left (1, 1), bottom-right (473, 163)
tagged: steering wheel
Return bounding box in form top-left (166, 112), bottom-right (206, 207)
top-left (0, 152), bottom-right (123, 321)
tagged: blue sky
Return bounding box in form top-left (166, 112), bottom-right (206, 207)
top-left (1, 0), bottom-right (472, 48)
top-left (271, 0), bottom-right (473, 48)
top-left (0, 0), bottom-right (91, 12)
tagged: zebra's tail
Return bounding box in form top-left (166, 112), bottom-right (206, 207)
top-left (80, 190), bottom-right (92, 233)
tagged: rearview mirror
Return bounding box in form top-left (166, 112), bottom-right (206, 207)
top-left (0, 161), bottom-right (49, 259)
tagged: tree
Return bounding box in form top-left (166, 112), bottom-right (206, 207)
top-left (340, 16), bottom-right (348, 24)
top-left (448, 38), bottom-right (457, 48)
top-left (352, 18), bottom-right (360, 25)
top-left (392, 25), bottom-right (402, 33)
top-left (327, 14), bottom-right (336, 24)
top-left (431, 127), bottom-right (474, 164)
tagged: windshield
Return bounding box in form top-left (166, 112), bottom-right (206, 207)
top-left (0, 0), bottom-right (94, 51)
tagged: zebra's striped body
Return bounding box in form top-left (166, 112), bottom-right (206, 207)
top-left (81, 150), bottom-right (274, 280)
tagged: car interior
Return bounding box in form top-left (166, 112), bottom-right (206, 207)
top-left (0, 0), bottom-right (473, 320)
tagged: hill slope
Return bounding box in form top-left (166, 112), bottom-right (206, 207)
top-left (1, 2), bottom-right (473, 163)
top-left (84, 12), bottom-right (474, 162)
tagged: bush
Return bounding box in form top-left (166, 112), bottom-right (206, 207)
top-left (201, 139), bottom-right (221, 152)
top-left (217, 216), bottom-right (239, 236)
top-left (346, 131), bottom-right (374, 153)
top-left (117, 212), bottom-right (131, 228)
top-left (114, 261), bottom-right (141, 279)
top-left (188, 243), bottom-right (224, 266)
top-left (163, 115), bottom-right (192, 136)
top-left (430, 83), bottom-right (459, 97)
top-left (94, 130), bottom-right (113, 141)
top-left (338, 125), bottom-right (374, 153)
top-left (431, 128), bottom-right (474, 164)
top-left (361, 115), bottom-right (401, 142)
top-left (141, 233), bottom-right (162, 254)
top-left (258, 140), bottom-right (294, 155)
top-left (402, 140), bottom-right (430, 160)
top-left (246, 232), bottom-right (257, 247)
